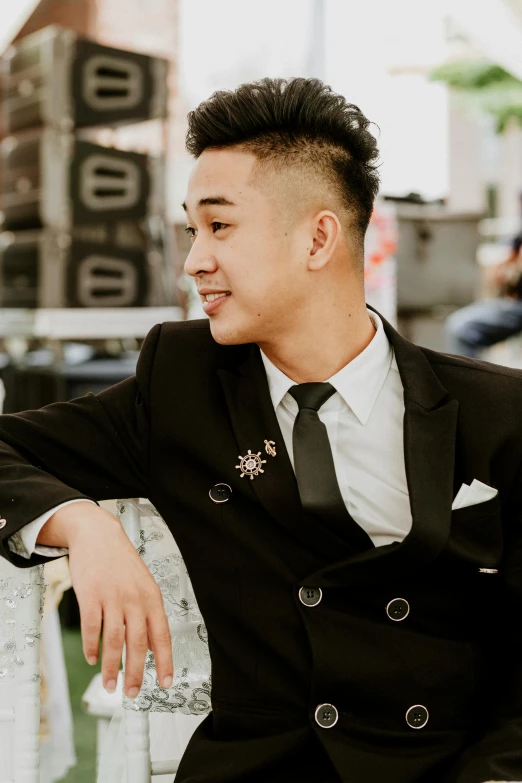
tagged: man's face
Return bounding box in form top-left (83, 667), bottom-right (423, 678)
top-left (183, 148), bottom-right (307, 346)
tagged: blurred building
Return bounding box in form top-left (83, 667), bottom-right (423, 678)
top-left (384, 0), bottom-right (522, 351)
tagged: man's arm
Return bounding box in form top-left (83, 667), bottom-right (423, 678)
top-left (0, 322), bottom-right (161, 568)
top-left (0, 322), bottom-right (175, 700)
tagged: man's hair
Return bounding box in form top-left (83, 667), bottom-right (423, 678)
top-left (185, 77), bottom-right (380, 248)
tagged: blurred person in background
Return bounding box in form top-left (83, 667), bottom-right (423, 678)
top-left (444, 232), bottom-right (522, 358)
top-left (0, 77), bottom-right (522, 783)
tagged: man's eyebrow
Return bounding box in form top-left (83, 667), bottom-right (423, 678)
top-left (181, 196), bottom-right (237, 212)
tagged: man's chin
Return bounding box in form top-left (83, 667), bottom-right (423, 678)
top-left (208, 320), bottom-right (253, 346)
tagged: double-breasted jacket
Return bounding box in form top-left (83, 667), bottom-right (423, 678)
top-left (1, 305), bottom-right (522, 782)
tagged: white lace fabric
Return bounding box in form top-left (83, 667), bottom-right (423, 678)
top-left (116, 499), bottom-right (211, 716)
top-left (0, 566), bottom-right (44, 679)
top-left (96, 499), bottom-right (211, 783)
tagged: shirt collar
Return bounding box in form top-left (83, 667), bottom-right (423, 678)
top-left (259, 309), bottom-right (394, 425)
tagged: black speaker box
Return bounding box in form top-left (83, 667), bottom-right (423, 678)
top-left (2, 25), bottom-right (168, 135)
top-left (0, 225), bottom-right (153, 307)
top-left (0, 128), bottom-right (163, 230)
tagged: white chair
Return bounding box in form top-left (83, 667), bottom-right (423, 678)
top-left (0, 559), bottom-right (44, 783)
top-left (0, 496), bottom-right (209, 783)
top-left (93, 498), bottom-right (211, 783)
top-left (0, 375), bottom-right (43, 783)
top-left (82, 670), bottom-right (123, 775)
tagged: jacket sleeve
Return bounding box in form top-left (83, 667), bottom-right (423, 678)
top-left (445, 460), bottom-right (522, 782)
top-left (0, 322), bottom-right (162, 569)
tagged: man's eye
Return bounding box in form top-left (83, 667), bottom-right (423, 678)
top-left (183, 222), bottom-right (228, 241)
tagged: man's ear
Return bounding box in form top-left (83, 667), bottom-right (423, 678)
top-left (308, 211), bottom-right (340, 271)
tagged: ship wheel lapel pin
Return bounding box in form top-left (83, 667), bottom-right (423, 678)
top-left (236, 449), bottom-right (267, 480)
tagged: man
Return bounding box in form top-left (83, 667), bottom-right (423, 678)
top-left (0, 77), bottom-right (521, 783)
top-left (444, 232), bottom-right (522, 358)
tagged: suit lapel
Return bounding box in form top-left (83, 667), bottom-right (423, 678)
top-left (217, 304), bottom-right (459, 584)
top-left (305, 305), bottom-right (460, 586)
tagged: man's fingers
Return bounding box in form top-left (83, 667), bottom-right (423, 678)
top-left (101, 607), bottom-right (125, 691)
top-left (123, 611), bottom-right (150, 697)
top-left (80, 603), bottom-right (102, 665)
top-left (147, 606), bottom-right (174, 689)
top-left (74, 549), bottom-right (173, 698)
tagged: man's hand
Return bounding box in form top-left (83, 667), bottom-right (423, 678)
top-left (40, 503), bottom-right (173, 697)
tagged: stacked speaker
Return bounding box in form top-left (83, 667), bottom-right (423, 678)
top-left (0, 25), bottom-right (170, 308)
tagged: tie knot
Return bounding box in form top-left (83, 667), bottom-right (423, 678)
top-left (288, 382), bottom-right (336, 412)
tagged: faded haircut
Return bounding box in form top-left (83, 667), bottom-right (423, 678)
top-left (185, 77), bottom-right (380, 250)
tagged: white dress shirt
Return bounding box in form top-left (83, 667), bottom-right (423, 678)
top-left (8, 308), bottom-right (411, 557)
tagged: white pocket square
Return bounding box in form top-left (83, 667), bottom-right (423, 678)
top-left (452, 479), bottom-right (498, 510)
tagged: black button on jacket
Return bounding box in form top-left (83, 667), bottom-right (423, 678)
top-left (0, 304), bottom-right (520, 783)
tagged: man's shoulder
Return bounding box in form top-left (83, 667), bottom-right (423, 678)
top-left (162, 318), bottom-right (211, 330)
top-left (419, 345), bottom-right (522, 411)
top-left (160, 318), bottom-right (212, 335)
top-left (155, 319), bottom-right (250, 366)
top-left (421, 344), bottom-right (522, 383)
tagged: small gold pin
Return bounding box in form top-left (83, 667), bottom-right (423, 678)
top-left (264, 440), bottom-right (277, 457)
top-left (236, 449), bottom-right (267, 480)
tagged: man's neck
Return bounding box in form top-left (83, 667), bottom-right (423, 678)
top-left (257, 307), bottom-right (376, 384)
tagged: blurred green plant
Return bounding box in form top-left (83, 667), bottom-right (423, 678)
top-left (429, 59), bottom-right (522, 131)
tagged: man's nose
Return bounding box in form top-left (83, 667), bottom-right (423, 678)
top-left (184, 246), bottom-right (218, 277)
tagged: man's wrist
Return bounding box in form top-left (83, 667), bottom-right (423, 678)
top-left (37, 501), bottom-right (110, 547)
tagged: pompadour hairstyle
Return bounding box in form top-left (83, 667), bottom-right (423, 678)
top-left (185, 77), bottom-right (380, 245)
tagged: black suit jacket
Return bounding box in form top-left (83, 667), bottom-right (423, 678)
top-left (1, 305), bottom-right (522, 783)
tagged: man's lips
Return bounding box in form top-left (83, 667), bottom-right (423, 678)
top-left (198, 289), bottom-right (231, 297)
top-left (202, 292), bottom-right (231, 314)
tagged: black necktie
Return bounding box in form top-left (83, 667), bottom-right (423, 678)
top-left (288, 382), bottom-right (372, 549)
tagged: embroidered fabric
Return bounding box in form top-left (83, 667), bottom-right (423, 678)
top-left (0, 565), bottom-right (45, 679)
top-left (115, 499), bottom-right (211, 716)
top-left (96, 500), bottom-right (211, 783)
top-left (0, 562), bottom-right (45, 781)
